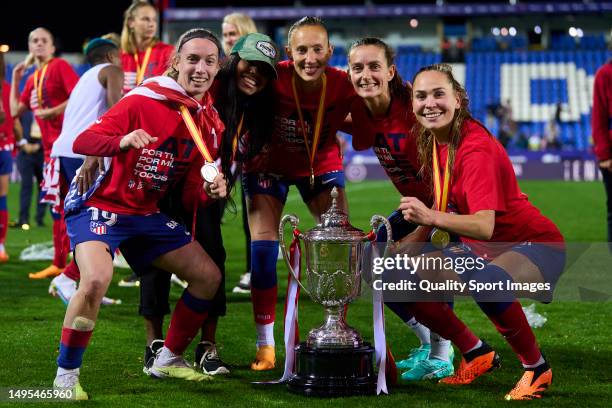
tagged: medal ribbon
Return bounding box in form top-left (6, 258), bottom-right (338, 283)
top-left (432, 141), bottom-right (450, 212)
top-left (134, 46), bottom-right (152, 86)
top-left (179, 104), bottom-right (214, 163)
top-left (33, 61), bottom-right (50, 109)
top-left (291, 72), bottom-right (327, 179)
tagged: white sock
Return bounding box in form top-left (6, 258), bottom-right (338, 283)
top-left (156, 346), bottom-right (180, 365)
top-left (57, 367), bottom-right (79, 377)
top-left (256, 322), bottom-right (275, 347)
top-left (429, 332), bottom-right (452, 362)
top-left (465, 339), bottom-right (483, 354)
top-left (406, 317), bottom-right (431, 346)
top-left (0, 243), bottom-right (5, 252)
top-left (523, 355), bottom-right (545, 369)
top-left (55, 367), bottom-right (79, 387)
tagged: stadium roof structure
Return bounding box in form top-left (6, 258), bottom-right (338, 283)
top-left (164, 1), bottom-right (612, 21)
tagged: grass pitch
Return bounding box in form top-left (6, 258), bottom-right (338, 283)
top-left (0, 180), bottom-right (610, 407)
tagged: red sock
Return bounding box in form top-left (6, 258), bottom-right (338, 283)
top-left (0, 209), bottom-right (7, 246)
top-left (165, 291), bottom-right (211, 355)
top-left (487, 301), bottom-right (541, 365)
top-left (251, 286), bottom-right (277, 325)
top-left (407, 302), bottom-right (480, 354)
top-left (63, 260), bottom-right (80, 281)
top-left (52, 217), bottom-right (69, 268)
top-left (57, 327), bottom-right (93, 369)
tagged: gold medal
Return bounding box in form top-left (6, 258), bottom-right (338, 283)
top-left (292, 72), bottom-right (327, 190)
top-left (431, 141), bottom-right (452, 247)
top-left (200, 162), bottom-right (219, 183)
top-left (431, 228), bottom-right (450, 249)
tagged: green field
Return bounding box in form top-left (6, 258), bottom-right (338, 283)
top-left (0, 180), bottom-right (611, 407)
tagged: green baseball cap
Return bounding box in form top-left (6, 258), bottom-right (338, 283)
top-left (83, 37), bottom-right (117, 56)
top-left (231, 33), bottom-right (279, 79)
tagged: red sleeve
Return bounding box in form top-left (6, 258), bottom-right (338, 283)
top-left (72, 96), bottom-right (137, 156)
top-left (58, 59), bottom-right (79, 96)
top-left (592, 63), bottom-right (612, 161)
top-left (457, 144), bottom-right (506, 214)
top-left (19, 77), bottom-right (34, 109)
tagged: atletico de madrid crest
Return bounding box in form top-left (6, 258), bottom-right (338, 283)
top-left (90, 221), bottom-right (107, 235)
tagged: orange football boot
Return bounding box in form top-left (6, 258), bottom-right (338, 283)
top-left (251, 345), bottom-right (275, 371)
top-left (505, 363), bottom-right (552, 400)
top-left (29, 264), bottom-right (64, 279)
top-left (440, 349), bottom-right (500, 385)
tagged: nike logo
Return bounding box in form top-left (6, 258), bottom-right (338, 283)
top-left (423, 368), bottom-right (447, 379)
top-left (322, 177), bottom-right (336, 185)
top-left (95, 119), bottom-right (103, 124)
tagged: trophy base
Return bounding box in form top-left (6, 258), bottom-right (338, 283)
top-left (287, 342), bottom-right (376, 397)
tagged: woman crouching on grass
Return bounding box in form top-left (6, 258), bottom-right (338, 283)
top-left (399, 63), bottom-right (566, 400)
top-left (53, 28), bottom-right (227, 399)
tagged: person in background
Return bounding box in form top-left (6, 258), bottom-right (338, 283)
top-left (10, 27), bottom-right (79, 279)
top-left (0, 50), bottom-right (15, 262)
top-left (592, 59), bottom-right (612, 252)
top-left (221, 12), bottom-right (257, 56)
top-left (12, 113), bottom-right (47, 230)
top-left (46, 37), bottom-right (124, 306)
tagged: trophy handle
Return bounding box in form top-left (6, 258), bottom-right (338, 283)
top-left (369, 215), bottom-right (393, 257)
top-left (279, 214), bottom-right (311, 297)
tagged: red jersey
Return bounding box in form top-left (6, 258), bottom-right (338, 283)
top-left (121, 42), bottom-right (174, 94)
top-left (0, 80), bottom-right (15, 151)
top-left (19, 58), bottom-right (78, 159)
top-left (592, 61), bottom-right (612, 161)
top-left (437, 119), bottom-right (563, 257)
top-left (73, 79), bottom-right (223, 216)
top-left (245, 60), bottom-right (357, 177)
top-left (350, 97), bottom-right (431, 205)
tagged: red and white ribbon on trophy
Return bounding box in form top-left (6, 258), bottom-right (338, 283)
top-left (280, 230), bottom-right (302, 382)
top-left (368, 231), bottom-right (390, 395)
top-left (280, 229), bottom-right (391, 394)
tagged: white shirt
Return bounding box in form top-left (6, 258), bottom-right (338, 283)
top-left (52, 63), bottom-right (111, 159)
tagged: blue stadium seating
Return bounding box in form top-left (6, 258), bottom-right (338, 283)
top-left (4, 41), bottom-right (609, 152)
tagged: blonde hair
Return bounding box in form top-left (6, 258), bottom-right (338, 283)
top-left (120, 0), bottom-right (159, 54)
top-left (102, 32), bottom-right (120, 47)
top-left (222, 12), bottom-right (257, 54)
top-left (24, 27), bottom-right (55, 68)
top-left (412, 64), bottom-right (472, 184)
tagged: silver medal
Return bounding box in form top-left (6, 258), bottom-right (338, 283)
top-left (200, 162), bottom-right (219, 183)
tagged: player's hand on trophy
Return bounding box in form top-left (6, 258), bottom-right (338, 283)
top-left (119, 129), bottom-right (158, 151)
top-left (399, 196), bottom-right (435, 226)
top-left (204, 173), bottom-right (227, 199)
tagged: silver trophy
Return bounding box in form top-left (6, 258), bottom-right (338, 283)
top-left (279, 187), bottom-right (392, 349)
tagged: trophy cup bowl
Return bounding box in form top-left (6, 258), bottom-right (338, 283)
top-left (279, 188), bottom-right (392, 396)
